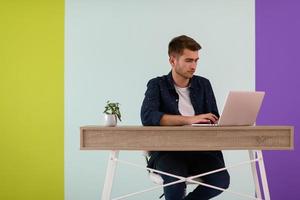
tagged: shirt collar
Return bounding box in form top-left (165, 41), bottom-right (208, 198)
top-left (167, 71), bottom-right (196, 90)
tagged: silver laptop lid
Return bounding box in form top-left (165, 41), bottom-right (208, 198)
top-left (218, 91), bottom-right (265, 126)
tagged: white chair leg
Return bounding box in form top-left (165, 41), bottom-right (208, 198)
top-left (257, 150), bottom-right (270, 200)
top-left (102, 150), bottom-right (119, 200)
top-left (248, 150), bottom-right (262, 199)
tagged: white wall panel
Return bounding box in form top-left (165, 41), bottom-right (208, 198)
top-left (65, 1), bottom-right (255, 199)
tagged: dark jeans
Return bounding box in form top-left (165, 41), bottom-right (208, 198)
top-left (154, 151), bottom-right (230, 200)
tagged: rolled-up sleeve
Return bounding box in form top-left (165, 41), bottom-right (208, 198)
top-left (140, 78), bottom-right (164, 126)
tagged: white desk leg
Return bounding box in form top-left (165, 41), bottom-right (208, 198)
top-left (257, 150), bottom-right (270, 200)
top-left (249, 150), bottom-right (262, 199)
top-left (101, 150), bottom-right (119, 200)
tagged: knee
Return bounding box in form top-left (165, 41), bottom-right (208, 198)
top-left (207, 170), bottom-right (230, 190)
top-left (219, 171), bottom-right (230, 189)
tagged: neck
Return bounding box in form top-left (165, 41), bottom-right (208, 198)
top-left (172, 70), bottom-right (190, 88)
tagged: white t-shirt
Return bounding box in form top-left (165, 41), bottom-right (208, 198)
top-left (174, 85), bottom-right (195, 116)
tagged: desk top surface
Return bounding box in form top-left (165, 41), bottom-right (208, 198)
top-left (80, 125), bottom-right (292, 130)
top-left (80, 125), bottom-right (294, 151)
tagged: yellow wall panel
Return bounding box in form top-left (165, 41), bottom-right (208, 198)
top-left (0, 1), bottom-right (64, 199)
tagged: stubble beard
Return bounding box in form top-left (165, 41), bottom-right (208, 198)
top-left (175, 68), bottom-right (193, 80)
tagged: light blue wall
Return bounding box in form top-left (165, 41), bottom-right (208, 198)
top-left (65, 1), bottom-right (255, 199)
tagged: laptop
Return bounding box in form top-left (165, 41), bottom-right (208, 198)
top-left (192, 91), bottom-right (265, 126)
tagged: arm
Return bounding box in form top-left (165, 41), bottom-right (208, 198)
top-left (160, 78), bottom-right (219, 125)
top-left (140, 79), bottom-right (164, 126)
top-left (160, 113), bottom-right (218, 126)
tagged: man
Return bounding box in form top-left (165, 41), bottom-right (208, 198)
top-left (140, 35), bottom-right (230, 200)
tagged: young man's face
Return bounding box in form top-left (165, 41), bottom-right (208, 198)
top-left (170, 49), bottom-right (199, 79)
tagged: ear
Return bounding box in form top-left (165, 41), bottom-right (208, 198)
top-left (169, 56), bottom-right (176, 67)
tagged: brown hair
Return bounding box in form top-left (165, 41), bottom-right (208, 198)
top-left (168, 35), bottom-right (201, 57)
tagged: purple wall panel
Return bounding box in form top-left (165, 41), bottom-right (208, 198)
top-left (256, 0), bottom-right (300, 199)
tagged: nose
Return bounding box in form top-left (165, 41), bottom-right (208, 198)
top-left (190, 62), bottom-right (197, 70)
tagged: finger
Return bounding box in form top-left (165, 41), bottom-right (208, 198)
top-left (205, 115), bottom-right (217, 123)
top-left (208, 113), bottom-right (218, 121)
top-left (196, 119), bottom-right (210, 124)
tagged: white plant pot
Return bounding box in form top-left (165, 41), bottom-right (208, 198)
top-left (104, 114), bottom-right (117, 127)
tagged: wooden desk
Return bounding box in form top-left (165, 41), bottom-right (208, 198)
top-left (80, 126), bottom-right (294, 200)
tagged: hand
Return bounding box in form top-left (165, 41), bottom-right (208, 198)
top-left (190, 113), bottom-right (219, 124)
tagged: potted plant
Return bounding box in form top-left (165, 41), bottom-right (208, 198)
top-left (103, 101), bottom-right (121, 126)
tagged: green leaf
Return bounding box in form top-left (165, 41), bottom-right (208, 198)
top-left (103, 100), bottom-right (121, 121)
